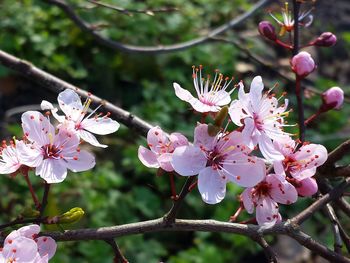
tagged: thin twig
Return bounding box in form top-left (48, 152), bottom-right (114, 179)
top-left (39, 183), bottom-right (51, 218)
top-left (105, 239), bottom-right (128, 263)
top-left (23, 173), bottom-right (41, 210)
top-left (86, 0), bottom-right (178, 16)
top-left (0, 49), bottom-right (153, 137)
top-left (163, 176), bottom-right (195, 225)
top-left (324, 203), bottom-right (343, 254)
top-left (43, 0), bottom-right (271, 54)
top-left (0, 217), bottom-right (42, 231)
top-left (251, 235), bottom-right (278, 263)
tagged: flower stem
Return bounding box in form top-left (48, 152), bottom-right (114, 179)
top-left (23, 172), bottom-right (41, 210)
top-left (39, 183), bottom-right (51, 218)
top-left (169, 173), bottom-right (179, 200)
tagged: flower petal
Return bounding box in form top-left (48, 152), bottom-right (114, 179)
top-left (16, 141), bottom-right (43, 168)
top-left (36, 159), bottom-right (67, 183)
top-left (256, 197), bottom-right (279, 226)
top-left (172, 145), bottom-right (206, 176)
top-left (2, 236), bottom-right (38, 262)
top-left (36, 236), bottom-right (57, 260)
top-left (81, 117), bottom-right (120, 135)
top-left (157, 153), bottom-right (174, 172)
top-left (57, 89), bottom-right (83, 122)
top-left (169, 132), bottom-right (188, 148)
top-left (241, 188), bottom-right (254, 214)
top-left (79, 130), bottom-right (107, 148)
top-left (267, 174), bottom-right (298, 205)
top-left (198, 167), bottom-right (226, 204)
top-left (22, 111), bottom-right (53, 146)
top-left (146, 126), bottom-right (168, 154)
top-left (138, 146), bottom-right (159, 169)
top-left (65, 150), bottom-right (95, 172)
top-left (194, 124), bottom-right (215, 149)
top-left (258, 134), bottom-right (285, 161)
top-left (249, 76), bottom-right (264, 112)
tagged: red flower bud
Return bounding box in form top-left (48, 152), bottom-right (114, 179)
top-left (311, 32), bottom-right (337, 47)
top-left (258, 21), bottom-right (277, 41)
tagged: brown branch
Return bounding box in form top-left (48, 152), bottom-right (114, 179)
top-left (0, 49), bottom-right (153, 137)
top-left (42, 0), bottom-right (271, 54)
top-left (291, 178), bottom-right (350, 225)
top-left (86, 0), bottom-right (178, 16)
top-left (322, 139), bottom-right (350, 169)
top-left (336, 198), bottom-right (350, 218)
top-left (251, 235), bottom-right (278, 263)
top-left (325, 203), bottom-right (343, 254)
top-left (105, 239), bottom-right (129, 263)
top-left (39, 183), bottom-right (51, 218)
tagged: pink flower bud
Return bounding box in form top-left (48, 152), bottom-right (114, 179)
top-left (258, 21), bottom-right (277, 41)
top-left (291, 51), bottom-right (315, 78)
top-left (321, 86), bottom-right (344, 111)
top-left (296, 177), bottom-right (318, 197)
top-left (311, 32), bottom-right (337, 47)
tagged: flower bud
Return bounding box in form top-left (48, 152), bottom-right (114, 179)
top-left (321, 86), bottom-right (344, 111)
top-left (291, 51), bottom-right (315, 78)
top-left (296, 177), bottom-right (318, 197)
top-left (311, 32), bottom-right (337, 47)
top-left (258, 21), bottom-right (277, 41)
top-left (58, 207), bottom-right (85, 224)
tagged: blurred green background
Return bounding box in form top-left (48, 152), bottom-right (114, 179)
top-left (0, 0), bottom-right (349, 262)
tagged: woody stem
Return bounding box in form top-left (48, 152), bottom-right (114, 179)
top-left (23, 171), bottom-right (41, 210)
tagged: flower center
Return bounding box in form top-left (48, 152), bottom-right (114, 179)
top-left (42, 144), bottom-right (61, 160)
top-left (206, 149), bottom-right (225, 170)
top-left (253, 113), bottom-right (264, 131)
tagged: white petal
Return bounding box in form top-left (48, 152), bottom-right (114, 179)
top-left (249, 76), bottom-right (264, 112)
top-left (81, 117), bottom-right (120, 135)
top-left (157, 153), bottom-right (174, 172)
top-left (258, 134), bottom-right (285, 161)
top-left (79, 130), bottom-right (107, 148)
top-left (65, 150), bottom-right (95, 172)
top-left (57, 89), bottom-right (83, 122)
top-left (256, 197), bottom-right (279, 226)
top-left (138, 146), bottom-right (159, 168)
top-left (241, 188), bottom-right (254, 214)
top-left (36, 159), bottom-right (67, 183)
top-left (194, 124), bottom-right (215, 149)
top-left (40, 100), bottom-right (54, 110)
top-left (171, 145), bottom-right (206, 176)
top-left (21, 111), bottom-right (53, 146)
top-left (198, 167), bottom-right (226, 204)
top-left (36, 236), bottom-right (57, 260)
top-left (16, 141), bottom-right (43, 168)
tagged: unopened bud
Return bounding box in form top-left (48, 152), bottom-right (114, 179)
top-left (295, 177), bottom-right (318, 197)
top-left (58, 207), bottom-right (85, 224)
top-left (321, 86), bottom-right (344, 111)
top-left (258, 21), bottom-right (277, 41)
top-left (311, 32), bottom-right (337, 47)
top-left (291, 51), bottom-right (315, 78)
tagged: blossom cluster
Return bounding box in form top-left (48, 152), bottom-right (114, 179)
top-left (0, 225), bottom-right (56, 263)
top-left (0, 89), bottom-right (119, 184)
top-left (139, 67), bottom-right (332, 226)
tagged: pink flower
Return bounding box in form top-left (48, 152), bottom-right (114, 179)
top-left (17, 111), bottom-right (95, 183)
top-left (138, 126), bottom-right (188, 172)
top-left (173, 66), bottom-right (234, 113)
top-left (228, 76), bottom-right (290, 160)
top-left (0, 140), bottom-right (22, 175)
top-left (322, 87), bottom-right (344, 111)
top-left (171, 124), bottom-right (265, 204)
top-left (42, 89), bottom-right (120, 148)
top-left (242, 174), bottom-right (298, 226)
top-left (0, 224), bottom-right (57, 262)
top-left (273, 137), bottom-right (327, 180)
top-left (258, 21), bottom-right (277, 41)
top-left (291, 51), bottom-right (315, 78)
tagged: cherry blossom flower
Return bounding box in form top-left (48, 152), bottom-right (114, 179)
top-left (172, 124), bottom-right (265, 204)
top-left (0, 224), bottom-right (57, 263)
top-left (228, 76), bottom-right (290, 160)
top-left (242, 173), bottom-right (298, 226)
top-left (16, 111), bottom-right (95, 183)
top-left (273, 137), bottom-right (327, 180)
top-left (0, 140), bottom-right (22, 175)
top-left (269, 2), bottom-right (313, 36)
top-left (41, 89), bottom-right (120, 148)
top-left (173, 66), bottom-right (235, 113)
top-left (138, 126), bottom-right (189, 172)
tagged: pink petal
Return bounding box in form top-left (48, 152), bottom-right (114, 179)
top-left (147, 126), bottom-right (168, 154)
top-left (157, 153), bottom-right (174, 172)
top-left (2, 236), bottom-right (38, 262)
top-left (65, 150), bottom-right (96, 172)
top-left (169, 133), bottom-right (188, 148)
top-left (79, 130), bottom-right (107, 148)
top-left (241, 188), bottom-right (254, 214)
top-left (17, 224), bottom-right (40, 238)
top-left (267, 174), bottom-right (298, 204)
top-left (171, 145), bottom-right (206, 176)
top-left (258, 134), bottom-right (285, 161)
top-left (81, 117), bottom-right (120, 135)
top-left (256, 197), bottom-right (279, 226)
top-left (138, 146), bottom-right (159, 169)
top-left (198, 167), bottom-right (226, 204)
top-left (223, 153), bottom-right (265, 187)
top-left (21, 111), bottom-right (54, 146)
top-left (193, 124), bottom-right (215, 149)
top-left (36, 159), bottom-right (67, 183)
top-left (249, 76), bottom-right (264, 112)
top-left (173, 82), bottom-right (196, 104)
top-left (36, 236), bottom-right (57, 260)
top-left (213, 90), bottom-right (231, 106)
top-left (296, 177), bottom-right (318, 197)
top-left (57, 89), bottom-right (83, 122)
top-left (241, 118), bottom-right (256, 149)
top-left (16, 141), bottom-right (43, 168)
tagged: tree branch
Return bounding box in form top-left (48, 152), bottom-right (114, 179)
top-left (105, 239), bottom-right (129, 263)
top-left (42, 0), bottom-right (271, 54)
top-left (0, 49), bottom-right (153, 137)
